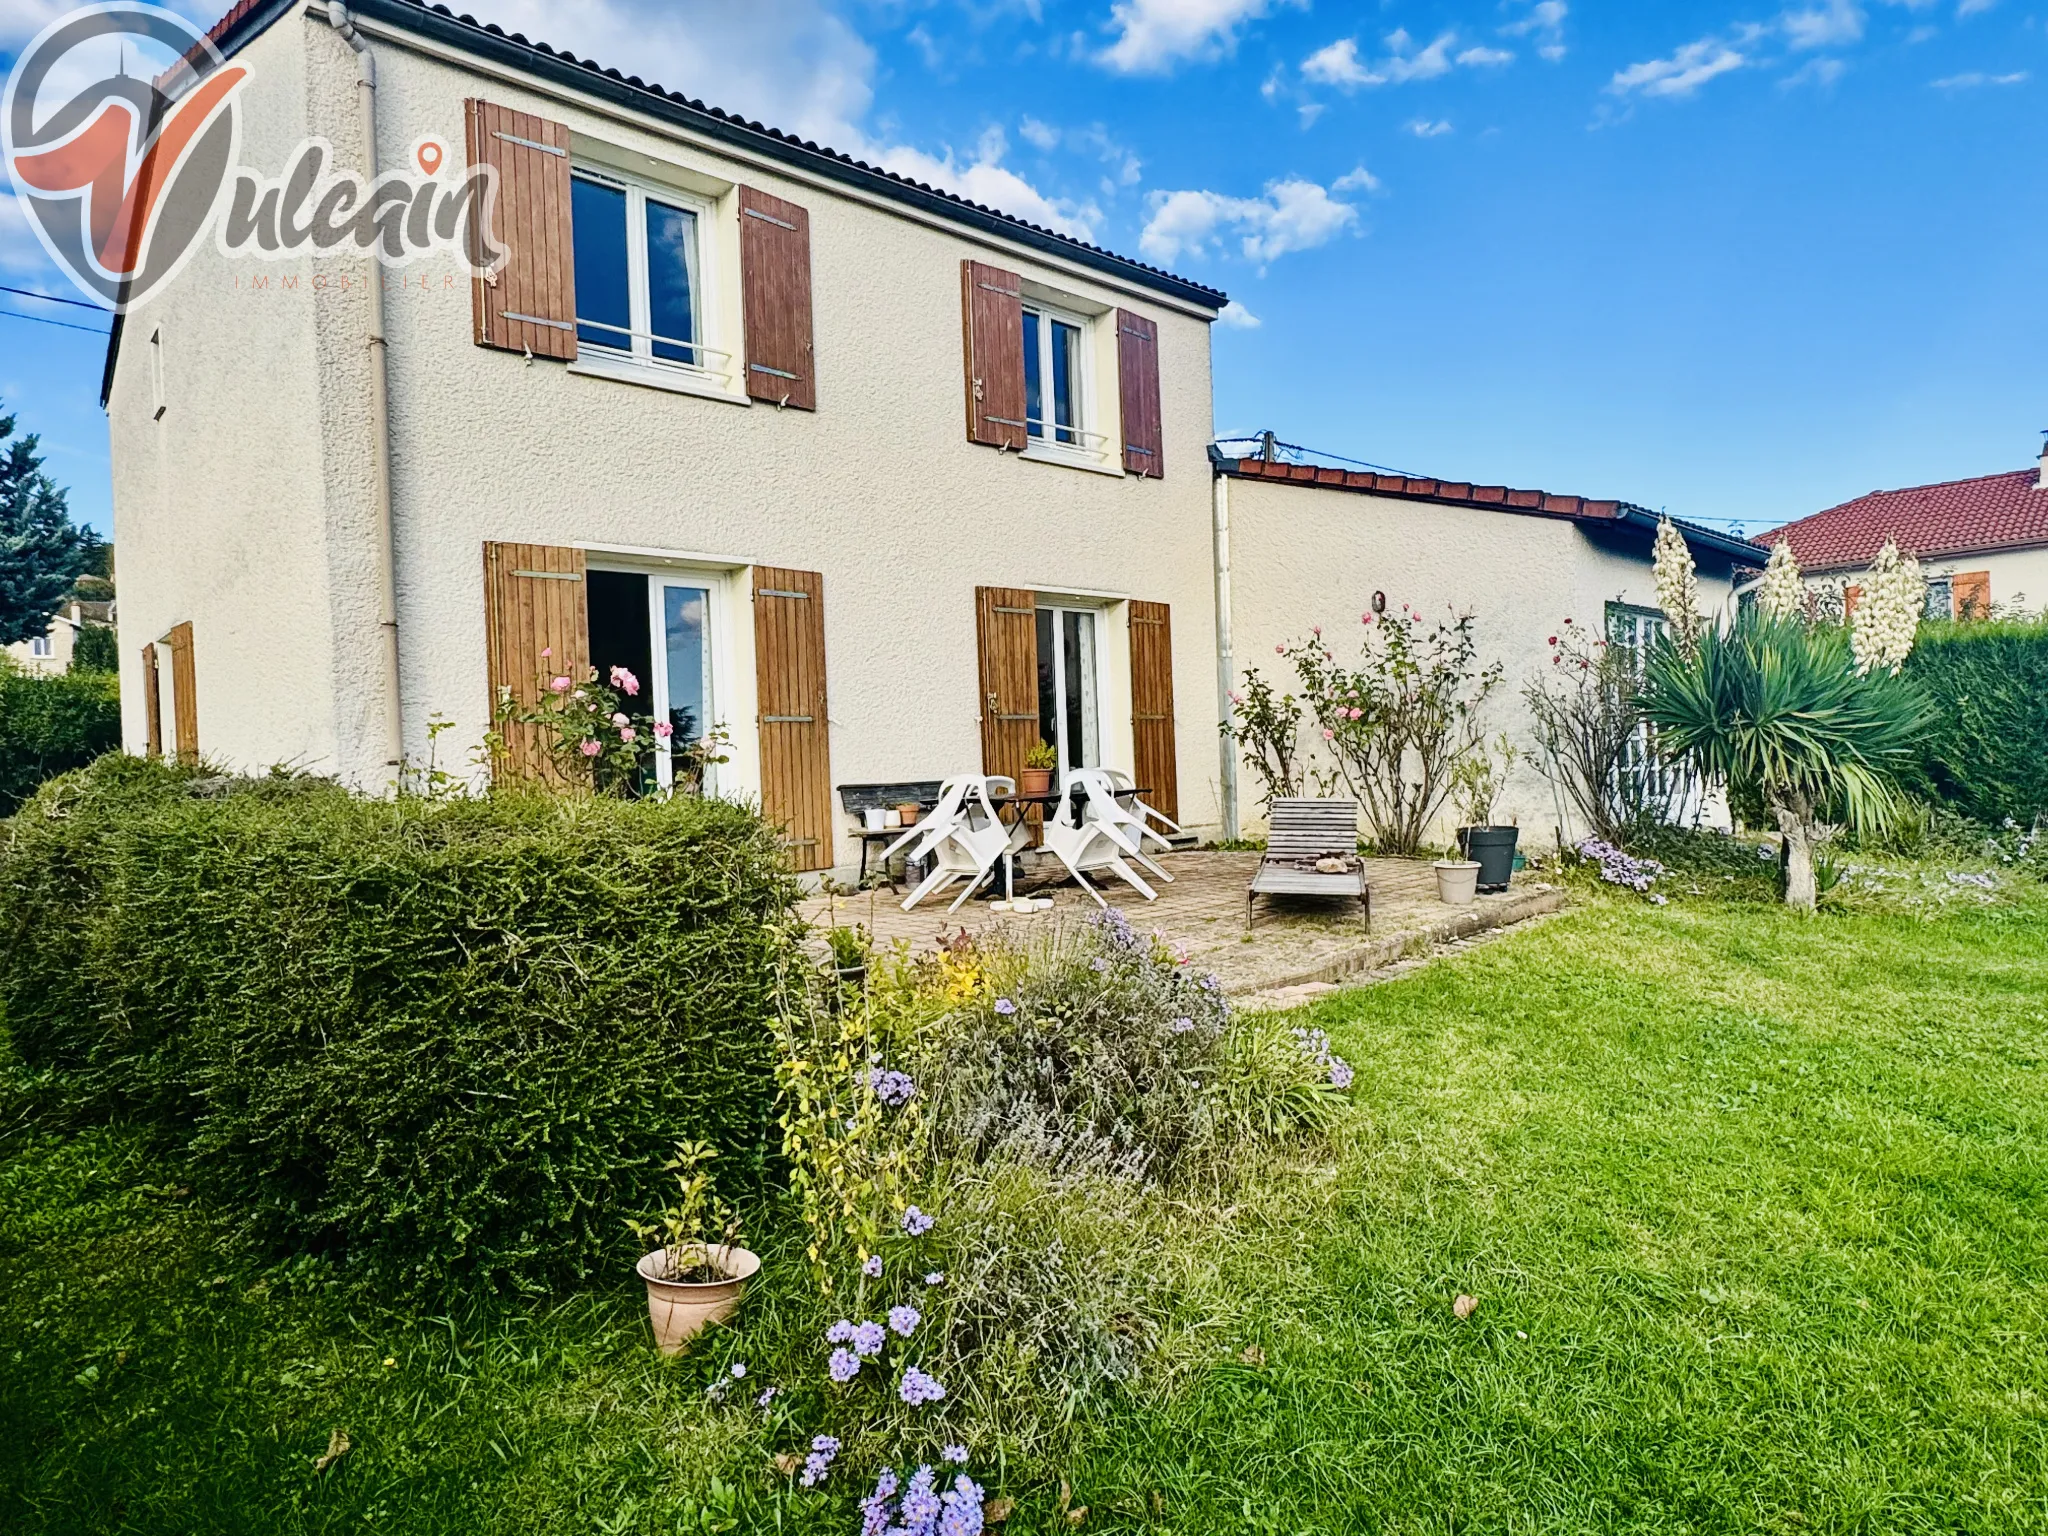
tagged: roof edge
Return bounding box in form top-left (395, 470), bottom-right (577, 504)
top-left (1209, 451), bottom-right (1761, 564)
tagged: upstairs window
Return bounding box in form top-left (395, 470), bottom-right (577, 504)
top-left (572, 170), bottom-right (719, 377)
top-left (30, 632), bottom-right (52, 658)
top-left (1022, 302), bottom-right (1091, 451)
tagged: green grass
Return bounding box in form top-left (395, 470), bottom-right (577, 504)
top-left (5, 894), bottom-right (2047, 1534)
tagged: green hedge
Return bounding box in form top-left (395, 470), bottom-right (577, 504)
top-left (1903, 619), bottom-right (2048, 827)
top-left (0, 757), bottom-right (799, 1295)
top-left (0, 663), bottom-right (120, 815)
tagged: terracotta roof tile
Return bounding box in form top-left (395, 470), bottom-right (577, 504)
top-left (1760, 467), bottom-right (2048, 571)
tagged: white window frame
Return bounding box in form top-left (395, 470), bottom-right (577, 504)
top-left (645, 572), bottom-right (729, 796)
top-left (1037, 600), bottom-right (1108, 773)
top-left (30, 632), bottom-right (53, 658)
top-left (569, 167), bottom-right (733, 390)
top-left (1924, 574), bottom-right (1954, 621)
top-left (1020, 300), bottom-right (1110, 467)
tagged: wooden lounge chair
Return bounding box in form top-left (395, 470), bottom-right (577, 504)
top-left (1247, 798), bottom-right (1371, 928)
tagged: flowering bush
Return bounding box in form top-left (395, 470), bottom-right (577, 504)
top-left (1220, 666), bottom-right (1307, 813)
top-left (1523, 621), bottom-right (1693, 843)
top-left (1851, 539), bottom-right (1925, 678)
top-left (1284, 604), bottom-right (1502, 856)
top-left (1571, 836), bottom-right (1666, 897)
top-left (491, 657), bottom-right (731, 795)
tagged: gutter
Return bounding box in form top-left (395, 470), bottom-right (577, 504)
top-left (1207, 444), bottom-right (1239, 841)
top-left (329, 3), bottom-right (404, 775)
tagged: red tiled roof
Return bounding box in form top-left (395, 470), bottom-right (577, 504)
top-left (1759, 467), bottom-right (2048, 572)
top-left (1213, 456), bottom-right (1762, 563)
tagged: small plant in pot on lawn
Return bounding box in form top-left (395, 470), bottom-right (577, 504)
top-left (629, 1140), bottom-right (760, 1354)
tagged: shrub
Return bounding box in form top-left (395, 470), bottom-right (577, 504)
top-left (1901, 617), bottom-right (2048, 828)
top-left (0, 661), bottom-right (119, 814)
top-left (1524, 621), bottom-right (1694, 844)
top-left (0, 756), bottom-right (799, 1294)
top-left (69, 622), bottom-right (118, 673)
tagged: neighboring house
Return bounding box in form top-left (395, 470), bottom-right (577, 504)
top-left (106, 0), bottom-right (1225, 873)
top-left (3, 601), bottom-right (115, 676)
top-left (1208, 448), bottom-right (1755, 841)
top-left (1760, 439), bottom-right (2048, 619)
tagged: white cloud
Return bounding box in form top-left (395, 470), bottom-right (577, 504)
top-left (1301, 29), bottom-right (1484, 90)
top-left (1502, 1), bottom-right (1569, 62)
top-left (1406, 117), bottom-right (1454, 137)
top-left (1216, 299), bottom-right (1261, 328)
top-left (1019, 116), bottom-right (1061, 151)
top-left (1956, 0), bottom-right (1997, 15)
top-left (876, 126), bottom-right (1101, 242)
top-left (1331, 164), bottom-right (1381, 192)
top-left (1931, 69), bottom-right (2028, 86)
top-left (1610, 37), bottom-right (1749, 98)
top-left (1139, 175), bottom-right (1359, 265)
top-left (1782, 56), bottom-right (1848, 87)
top-left (1780, 1), bottom-right (1864, 51)
top-left (1097, 0), bottom-right (1296, 75)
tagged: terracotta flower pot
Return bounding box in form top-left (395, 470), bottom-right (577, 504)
top-left (637, 1243), bottom-right (760, 1355)
top-left (1433, 859), bottom-right (1481, 906)
top-left (1019, 767), bottom-right (1054, 795)
top-left (896, 802), bottom-right (921, 826)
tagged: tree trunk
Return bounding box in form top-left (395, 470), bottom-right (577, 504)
top-left (1773, 798), bottom-right (1818, 913)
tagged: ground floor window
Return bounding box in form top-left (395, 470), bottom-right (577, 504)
top-left (587, 567), bottom-right (720, 793)
top-left (1924, 575), bottom-right (1953, 621)
top-left (1036, 604), bottom-right (1101, 774)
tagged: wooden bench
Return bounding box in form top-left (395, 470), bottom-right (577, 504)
top-left (1247, 798), bottom-right (1371, 928)
top-left (838, 781), bottom-right (944, 884)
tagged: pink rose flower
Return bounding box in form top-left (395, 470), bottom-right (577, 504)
top-left (550, 676), bottom-right (572, 693)
top-left (1322, 728), bottom-right (1335, 740)
top-left (619, 727), bottom-right (636, 743)
top-left (1275, 644), bottom-right (1285, 655)
top-left (611, 712), bottom-right (628, 727)
top-left (654, 721), bottom-right (674, 740)
top-left (579, 739), bottom-right (601, 757)
top-left (540, 647), bottom-right (552, 659)
top-left (609, 665), bottom-right (641, 696)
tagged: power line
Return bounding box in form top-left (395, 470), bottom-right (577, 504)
top-left (0, 307), bottom-right (113, 337)
top-left (0, 282), bottom-right (109, 313)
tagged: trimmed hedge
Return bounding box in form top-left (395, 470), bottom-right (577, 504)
top-left (1903, 618), bottom-right (2048, 827)
top-left (0, 757), bottom-right (799, 1295)
top-left (0, 663), bottom-right (120, 815)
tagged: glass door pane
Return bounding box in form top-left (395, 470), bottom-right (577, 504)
top-left (662, 584), bottom-right (712, 788)
top-left (571, 176), bottom-right (631, 355)
top-left (1035, 607), bottom-right (1058, 757)
top-left (1061, 610), bottom-right (1098, 770)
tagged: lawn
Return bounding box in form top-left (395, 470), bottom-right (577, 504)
top-left (4, 892), bottom-right (2046, 1534)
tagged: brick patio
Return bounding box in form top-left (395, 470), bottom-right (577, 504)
top-left (801, 850), bottom-right (1566, 996)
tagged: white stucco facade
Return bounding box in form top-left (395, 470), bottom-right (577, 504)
top-left (105, 3), bottom-right (1223, 875)
top-left (1215, 471), bottom-right (1741, 848)
top-left (1803, 546), bottom-right (2048, 620)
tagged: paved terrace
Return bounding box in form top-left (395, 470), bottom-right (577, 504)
top-left (801, 851), bottom-right (1566, 997)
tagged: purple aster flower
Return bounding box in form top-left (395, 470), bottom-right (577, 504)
top-left (868, 1067), bottom-right (917, 1107)
top-left (860, 1468), bottom-right (900, 1536)
top-left (729, 1362), bottom-right (746, 1378)
top-left (1090, 957), bottom-right (1110, 973)
top-left (755, 1386), bottom-right (779, 1409)
top-left (993, 998), bottom-right (1016, 1016)
top-left (800, 1434), bottom-right (841, 1487)
top-left (942, 1444), bottom-right (969, 1464)
top-left (862, 1254), bottom-right (884, 1279)
top-left (888, 1304), bottom-right (920, 1337)
top-left (898, 1366), bottom-right (946, 1406)
top-left (826, 1319), bottom-right (856, 1344)
top-left (1170, 1015), bottom-right (1195, 1033)
top-left (853, 1320), bottom-right (887, 1357)
top-left (899, 1466), bottom-right (941, 1536)
top-left (901, 1205), bottom-right (935, 1236)
top-left (939, 1474), bottom-right (985, 1536)
top-left (925, 1271), bottom-right (945, 1286)
top-left (827, 1348), bottom-right (860, 1384)
top-left (1328, 1058), bottom-right (1355, 1090)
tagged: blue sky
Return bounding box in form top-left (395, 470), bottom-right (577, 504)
top-left (4, 0), bottom-right (2044, 538)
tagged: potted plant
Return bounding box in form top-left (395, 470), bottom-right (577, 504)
top-left (826, 923), bottom-right (871, 1007)
top-left (628, 1141), bottom-right (760, 1356)
top-left (1449, 732), bottom-right (1521, 892)
top-left (1019, 738), bottom-right (1058, 796)
top-left (1433, 856), bottom-right (1481, 905)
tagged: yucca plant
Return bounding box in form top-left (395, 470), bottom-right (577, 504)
top-left (1641, 612), bottom-right (1927, 911)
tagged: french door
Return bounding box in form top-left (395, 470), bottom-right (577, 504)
top-left (1035, 604), bottom-right (1101, 774)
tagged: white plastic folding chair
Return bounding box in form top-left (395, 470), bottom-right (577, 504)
top-left (1063, 769), bottom-right (1174, 884)
top-left (879, 775), bottom-right (1029, 913)
top-left (1043, 777), bottom-right (1159, 907)
top-left (1100, 767), bottom-right (1183, 846)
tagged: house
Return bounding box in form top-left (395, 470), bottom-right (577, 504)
top-left (1759, 439), bottom-right (2048, 619)
top-left (105, 0), bottom-right (1226, 872)
top-left (1207, 445), bottom-right (1755, 841)
top-left (3, 601), bottom-right (115, 676)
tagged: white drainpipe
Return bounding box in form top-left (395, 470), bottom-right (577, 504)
top-left (1211, 462), bottom-right (1239, 841)
top-left (328, 3), bottom-right (403, 776)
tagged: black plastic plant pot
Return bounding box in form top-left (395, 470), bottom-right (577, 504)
top-left (1460, 826), bottom-right (1520, 891)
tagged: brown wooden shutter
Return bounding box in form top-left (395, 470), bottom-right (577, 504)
top-left (1843, 585), bottom-right (1862, 619)
top-left (1128, 601), bottom-right (1178, 824)
top-left (482, 542), bottom-right (589, 783)
top-left (466, 99), bottom-right (576, 360)
top-left (141, 643), bottom-right (163, 758)
top-left (1954, 570), bottom-right (1991, 620)
top-left (1116, 309), bottom-right (1164, 478)
top-left (752, 567), bottom-right (833, 872)
top-left (961, 260), bottom-right (1027, 449)
top-left (975, 586), bottom-right (1039, 782)
top-left (165, 621), bottom-right (198, 765)
top-left (738, 187), bottom-right (816, 410)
